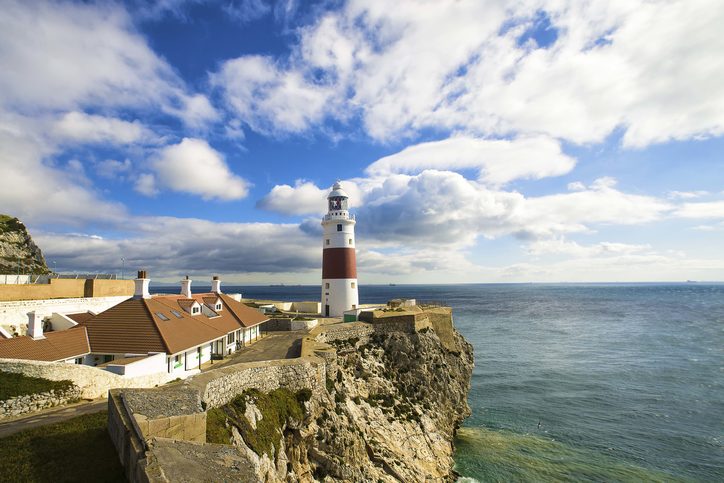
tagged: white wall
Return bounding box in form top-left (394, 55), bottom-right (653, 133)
top-left (49, 312), bottom-right (79, 331)
top-left (104, 353), bottom-right (168, 377)
top-left (322, 278), bottom-right (359, 317)
top-left (291, 301), bottom-right (322, 314)
top-left (0, 295), bottom-right (129, 335)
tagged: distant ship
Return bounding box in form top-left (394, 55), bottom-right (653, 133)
top-left (389, 283), bottom-right (397, 286)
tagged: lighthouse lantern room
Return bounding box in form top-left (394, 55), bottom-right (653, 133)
top-left (321, 181), bottom-right (359, 317)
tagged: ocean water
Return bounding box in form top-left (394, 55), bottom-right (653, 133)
top-left (176, 283), bottom-right (724, 481)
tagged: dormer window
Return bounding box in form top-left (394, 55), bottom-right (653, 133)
top-left (192, 307), bottom-right (200, 315)
top-left (216, 303), bottom-right (222, 311)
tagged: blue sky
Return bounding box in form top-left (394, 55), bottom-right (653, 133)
top-left (1, 0), bottom-right (724, 284)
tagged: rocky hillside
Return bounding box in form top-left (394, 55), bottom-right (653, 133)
top-left (207, 314), bottom-right (474, 482)
top-left (0, 215), bottom-right (50, 274)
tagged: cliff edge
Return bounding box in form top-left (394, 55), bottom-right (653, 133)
top-left (0, 215), bottom-right (49, 274)
top-left (206, 307), bottom-right (473, 482)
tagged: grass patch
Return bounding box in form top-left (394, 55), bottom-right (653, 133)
top-left (206, 388), bottom-right (306, 458)
top-left (0, 371), bottom-right (74, 402)
top-left (0, 411), bottom-right (125, 483)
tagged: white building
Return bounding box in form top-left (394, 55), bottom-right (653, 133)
top-left (321, 181), bottom-right (359, 317)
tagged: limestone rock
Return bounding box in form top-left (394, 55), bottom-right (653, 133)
top-left (0, 215), bottom-right (50, 274)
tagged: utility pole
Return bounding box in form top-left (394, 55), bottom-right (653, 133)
top-left (121, 257), bottom-right (125, 280)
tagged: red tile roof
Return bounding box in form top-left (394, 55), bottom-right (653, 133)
top-left (0, 327), bottom-right (90, 362)
top-left (82, 293), bottom-right (268, 356)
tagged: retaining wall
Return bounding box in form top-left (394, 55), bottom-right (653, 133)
top-left (0, 385), bottom-right (81, 419)
top-left (0, 358), bottom-right (180, 399)
top-left (187, 357), bottom-right (326, 409)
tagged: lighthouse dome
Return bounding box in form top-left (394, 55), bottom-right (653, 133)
top-left (328, 181), bottom-right (348, 199)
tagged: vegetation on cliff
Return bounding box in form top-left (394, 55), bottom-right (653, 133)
top-left (207, 387), bottom-right (311, 457)
top-left (0, 215), bottom-right (50, 274)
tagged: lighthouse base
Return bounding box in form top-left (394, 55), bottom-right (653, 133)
top-left (321, 278), bottom-right (359, 317)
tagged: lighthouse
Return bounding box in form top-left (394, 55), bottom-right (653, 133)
top-left (321, 181), bottom-right (359, 317)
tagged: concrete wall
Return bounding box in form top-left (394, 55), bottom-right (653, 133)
top-left (0, 295), bottom-right (130, 335)
top-left (0, 358), bottom-right (181, 399)
top-left (0, 278), bottom-right (133, 302)
top-left (0, 385), bottom-right (81, 419)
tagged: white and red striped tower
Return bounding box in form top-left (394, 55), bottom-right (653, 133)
top-left (321, 181), bottom-right (358, 317)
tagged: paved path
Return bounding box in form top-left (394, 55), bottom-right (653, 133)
top-left (212, 330), bottom-right (306, 369)
top-left (0, 398), bottom-right (107, 439)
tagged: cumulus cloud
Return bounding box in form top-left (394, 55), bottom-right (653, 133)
top-left (134, 173), bottom-right (159, 197)
top-left (365, 135), bottom-right (575, 185)
top-left (52, 111), bottom-right (156, 145)
top-left (526, 239), bottom-right (652, 258)
top-left (210, 0), bottom-right (724, 148)
top-left (150, 138), bottom-right (250, 200)
top-left (257, 180), bottom-right (329, 215)
top-left (211, 55), bottom-right (333, 135)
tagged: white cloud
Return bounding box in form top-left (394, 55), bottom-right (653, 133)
top-left (674, 200), bottom-right (724, 219)
top-left (212, 55), bottom-right (333, 135)
top-left (668, 190), bottom-right (709, 200)
top-left (151, 138), bottom-right (250, 200)
top-left (257, 180), bottom-right (329, 215)
top-left (134, 173), bottom-right (159, 197)
top-left (365, 135), bottom-right (575, 185)
top-left (52, 111), bottom-right (155, 145)
top-left (210, 0), bottom-right (724, 148)
top-left (0, 1), bottom-right (215, 128)
top-left (0, 115), bottom-right (126, 225)
top-left (526, 238), bottom-right (651, 258)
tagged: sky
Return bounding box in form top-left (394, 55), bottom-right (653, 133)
top-left (1, 0), bottom-right (724, 284)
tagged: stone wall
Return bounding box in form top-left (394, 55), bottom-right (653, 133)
top-left (187, 357), bottom-right (326, 409)
top-left (0, 295), bottom-right (130, 335)
top-left (0, 385), bottom-right (81, 419)
top-left (0, 358), bottom-right (179, 399)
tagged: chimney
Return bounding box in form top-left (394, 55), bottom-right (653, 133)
top-left (180, 275), bottom-right (192, 298)
top-left (134, 270), bottom-right (151, 299)
top-left (27, 311), bottom-right (45, 339)
top-left (211, 275), bottom-right (221, 293)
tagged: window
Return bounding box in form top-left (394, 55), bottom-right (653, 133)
top-left (216, 303), bottom-right (222, 310)
top-left (170, 310), bottom-right (183, 318)
top-left (174, 355), bottom-right (180, 362)
top-left (326, 239), bottom-right (330, 245)
top-left (227, 332), bottom-right (235, 343)
top-left (155, 312), bottom-right (169, 321)
top-left (351, 282), bottom-right (356, 288)
top-left (349, 238), bottom-right (353, 245)
top-left (325, 282), bottom-right (330, 289)
top-left (337, 224), bottom-right (342, 231)
top-left (192, 306), bottom-right (200, 314)
top-left (75, 358), bottom-right (83, 365)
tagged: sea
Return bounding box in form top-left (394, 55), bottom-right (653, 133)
top-left (162, 283), bottom-right (724, 482)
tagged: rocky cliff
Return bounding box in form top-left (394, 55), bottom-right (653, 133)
top-left (0, 215), bottom-right (49, 274)
top-left (206, 311), bottom-right (474, 482)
